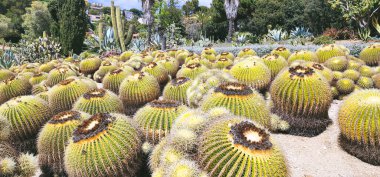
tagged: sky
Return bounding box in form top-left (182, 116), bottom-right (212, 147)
top-left (88, 0), bottom-right (213, 10)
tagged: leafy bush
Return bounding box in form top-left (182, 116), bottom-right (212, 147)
top-left (313, 36), bottom-right (334, 45)
top-left (16, 37), bottom-right (61, 63)
top-left (323, 27), bottom-right (356, 40)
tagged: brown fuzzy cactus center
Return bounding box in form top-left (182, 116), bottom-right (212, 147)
top-left (3, 75), bottom-right (16, 84)
top-left (218, 58), bottom-right (229, 62)
top-left (33, 72), bottom-right (44, 77)
top-left (172, 77), bottom-right (190, 86)
top-left (186, 63), bottom-right (201, 69)
top-left (72, 113), bottom-right (114, 143)
top-left (215, 83), bottom-right (253, 95)
top-left (83, 89), bottom-right (106, 99)
top-left (102, 61), bottom-right (112, 66)
top-left (312, 63), bottom-right (324, 70)
top-left (149, 99), bottom-right (181, 108)
top-left (229, 121), bottom-right (272, 150)
top-left (59, 78), bottom-right (75, 85)
top-left (221, 52), bottom-right (229, 55)
top-left (264, 54), bottom-right (278, 60)
top-left (147, 62), bottom-right (158, 68)
top-left (289, 65), bottom-right (314, 78)
top-left (111, 69), bottom-right (123, 75)
top-left (57, 67), bottom-right (69, 73)
top-left (130, 72), bottom-right (145, 80)
top-left (242, 48), bottom-right (251, 52)
top-left (49, 111), bottom-right (81, 124)
top-left (276, 47), bottom-right (286, 51)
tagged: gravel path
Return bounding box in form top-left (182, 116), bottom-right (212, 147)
top-left (272, 100), bottom-right (380, 177)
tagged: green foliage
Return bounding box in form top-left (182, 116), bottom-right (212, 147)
top-left (0, 15), bottom-right (11, 40)
top-left (0, 50), bottom-right (20, 69)
top-left (21, 1), bottom-right (52, 40)
top-left (358, 28), bottom-right (371, 42)
top-left (59, 0), bottom-right (87, 55)
top-left (182, 0), bottom-right (199, 16)
top-left (16, 37), bottom-right (61, 63)
top-left (313, 35), bottom-right (335, 45)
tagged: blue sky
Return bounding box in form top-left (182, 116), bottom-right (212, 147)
top-left (88, 0), bottom-right (212, 10)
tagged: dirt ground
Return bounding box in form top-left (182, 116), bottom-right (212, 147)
top-left (272, 100), bottom-right (380, 177)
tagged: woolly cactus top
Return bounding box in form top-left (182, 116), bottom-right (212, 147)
top-left (146, 62), bottom-right (158, 68)
top-left (242, 48), bottom-right (251, 52)
top-left (229, 121), bottom-right (272, 150)
top-left (217, 58), bottom-right (229, 62)
top-left (171, 77), bottom-right (191, 86)
top-left (49, 111), bottom-right (82, 124)
top-left (275, 47), bottom-right (287, 51)
top-left (311, 63), bottom-right (325, 70)
top-left (130, 72), bottom-right (145, 80)
top-left (110, 69), bottom-right (123, 75)
top-left (263, 54), bottom-right (280, 60)
top-left (149, 99), bottom-right (181, 108)
top-left (289, 65), bottom-right (315, 78)
top-left (214, 82), bottom-right (253, 95)
top-left (186, 63), bottom-right (202, 69)
top-left (59, 78), bottom-right (75, 85)
top-left (2, 75), bottom-right (16, 84)
top-left (72, 113), bottom-right (114, 143)
top-left (83, 89), bottom-right (106, 99)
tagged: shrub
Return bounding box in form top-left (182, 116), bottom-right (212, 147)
top-left (313, 36), bottom-right (334, 45)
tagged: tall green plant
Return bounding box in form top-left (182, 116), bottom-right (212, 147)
top-left (110, 1), bottom-right (135, 52)
top-left (59, 0), bottom-right (87, 55)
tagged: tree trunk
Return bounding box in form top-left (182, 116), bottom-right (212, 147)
top-left (147, 24), bottom-right (152, 44)
top-left (227, 18), bottom-right (234, 43)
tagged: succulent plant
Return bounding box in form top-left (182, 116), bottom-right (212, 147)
top-left (271, 47), bottom-right (291, 59)
top-left (134, 100), bottom-right (188, 144)
top-left (73, 88), bottom-right (124, 115)
top-left (0, 95), bottom-right (53, 152)
top-left (347, 60), bottom-right (363, 70)
top-left (0, 76), bottom-right (32, 104)
top-left (336, 78), bottom-right (355, 94)
top-left (316, 44), bottom-right (347, 63)
top-left (343, 69), bottom-right (361, 82)
top-left (372, 73), bottom-right (380, 88)
top-left (102, 68), bottom-right (132, 94)
top-left (163, 77), bottom-right (192, 104)
top-left (200, 52), bottom-right (216, 62)
top-left (307, 62), bottom-right (334, 83)
top-left (142, 62), bottom-right (170, 86)
top-left (237, 48), bottom-right (257, 57)
top-left (287, 50), bottom-right (318, 64)
top-left (212, 57), bottom-right (233, 69)
top-left (155, 57), bottom-right (180, 77)
top-left (358, 65), bottom-right (375, 77)
top-left (270, 65), bottom-right (333, 136)
top-left (201, 82), bottom-right (272, 128)
top-left (359, 43), bottom-right (380, 66)
top-left (0, 157), bottom-right (16, 176)
top-left (64, 113), bottom-right (142, 177)
top-left (120, 51), bottom-right (135, 61)
top-left (29, 72), bottom-right (48, 85)
top-left (17, 153), bottom-right (39, 177)
top-left (166, 159), bottom-right (204, 177)
top-left (119, 72), bottom-right (160, 115)
top-left (48, 78), bottom-right (94, 113)
top-left (187, 70), bottom-right (237, 108)
top-left (79, 57), bottom-right (102, 75)
top-left (149, 137), bottom-right (168, 170)
top-left (93, 61), bottom-right (118, 83)
top-left (262, 54), bottom-right (288, 79)
top-left (0, 142), bottom-right (18, 159)
top-left (0, 116), bottom-right (10, 141)
top-left (0, 69), bottom-right (15, 82)
top-left (176, 63), bottom-right (208, 79)
top-left (356, 76), bottom-right (374, 89)
top-left (198, 117), bottom-right (288, 176)
top-left (324, 56), bottom-right (348, 71)
top-left (216, 52), bottom-right (235, 60)
top-left (338, 89), bottom-right (380, 165)
top-left (230, 59), bottom-right (271, 91)
top-left (39, 62), bottom-right (56, 73)
top-left (45, 67), bottom-right (77, 87)
top-left (37, 111), bottom-right (90, 175)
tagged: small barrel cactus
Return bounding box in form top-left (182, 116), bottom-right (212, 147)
top-left (73, 88), bottom-right (124, 114)
top-left (163, 77), bottom-right (193, 105)
top-left (0, 76), bottom-right (32, 104)
top-left (102, 68), bottom-right (133, 94)
top-left (230, 59), bottom-right (271, 91)
top-left (359, 43), bottom-right (380, 66)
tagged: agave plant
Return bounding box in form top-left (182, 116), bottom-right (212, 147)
top-left (373, 17), bottom-right (380, 35)
top-left (0, 50), bottom-right (20, 69)
top-left (358, 28), bottom-right (371, 42)
top-left (290, 27), bottom-right (313, 38)
top-left (266, 28), bottom-right (289, 42)
top-left (84, 27), bottom-right (119, 54)
top-left (130, 38), bottom-right (147, 52)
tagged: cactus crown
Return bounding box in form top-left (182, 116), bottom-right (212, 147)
top-left (214, 82), bottom-right (253, 95)
top-left (221, 52), bottom-right (229, 55)
top-left (57, 67), bottom-right (69, 73)
top-left (110, 69), bottom-right (123, 75)
top-left (130, 72), bottom-right (145, 80)
top-left (83, 89), bottom-right (106, 99)
top-left (72, 113), bottom-right (114, 143)
top-left (311, 63), bottom-right (324, 70)
top-left (172, 77), bottom-right (190, 86)
top-left (147, 62), bottom-right (158, 68)
top-left (3, 75), bottom-right (16, 84)
top-left (263, 54), bottom-right (279, 60)
top-left (229, 121), bottom-right (272, 150)
top-left (275, 47), bottom-right (286, 51)
top-left (59, 78), bottom-right (75, 85)
top-left (289, 65), bottom-right (315, 78)
top-left (186, 63), bottom-right (201, 69)
top-left (218, 57), bottom-right (229, 62)
top-left (149, 99), bottom-right (181, 108)
top-left (242, 48), bottom-right (251, 52)
top-left (49, 111), bottom-right (82, 124)
top-left (102, 61), bottom-right (112, 66)
top-left (32, 72), bottom-right (44, 77)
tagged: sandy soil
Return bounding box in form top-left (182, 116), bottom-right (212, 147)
top-left (272, 100), bottom-right (380, 177)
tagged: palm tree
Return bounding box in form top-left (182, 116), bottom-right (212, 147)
top-left (224, 0), bottom-right (240, 43)
top-left (141, 0), bottom-right (155, 44)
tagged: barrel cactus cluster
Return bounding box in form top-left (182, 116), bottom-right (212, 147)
top-left (0, 43), bottom-right (379, 177)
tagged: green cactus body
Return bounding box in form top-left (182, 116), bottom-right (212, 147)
top-left (201, 47), bottom-right (216, 55)
top-left (201, 82), bottom-right (272, 128)
top-left (216, 52), bottom-right (235, 60)
top-left (0, 96), bottom-right (53, 141)
top-left (48, 78), bottom-right (93, 113)
top-left (79, 58), bottom-right (102, 75)
top-left (0, 69), bottom-right (15, 82)
top-left (270, 65), bottom-right (333, 136)
top-left (237, 48), bottom-right (257, 57)
top-left (103, 68), bottom-right (132, 94)
top-left (46, 67), bottom-right (77, 87)
top-left (0, 76), bottom-right (32, 104)
top-left (212, 58), bottom-right (233, 69)
top-left (316, 44), bottom-right (346, 63)
top-left (29, 72), bottom-right (48, 85)
top-left (343, 69), bottom-right (361, 82)
top-left (262, 54), bottom-right (288, 79)
top-left (324, 56), bottom-right (348, 71)
top-left (230, 59), bottom-right (271, 91)
top-left (307, 62), bottom-right (334, 83)
top-left (356, 77), bottom-right (374, 89)
top-left (163, 77), bottom-right (192, 104)
top-left (155, 57), bottom-right (180, 77)
top-left (338, 89), bottom-right (380, 165)
top-left (37, 111), bottom-right (90, 175)
top-left (93, 61), bottom-right (118, 83)
top-left (359, 43), bottom-right (380, 66)
top-left (120, 51), bottom-right (135, 61)
top-left (142, 62), bottom-right (169, 85)
top-left (198, 118), bottom-right (288, 177)
top-left (73, 88), bottom-right (124, 114)
top-left (336, 78), bottom-right (355, 94)
top-left (39, 62), bottom-right (56, 73)
top-left (0, 142), bottom-right (18, 159)
top-left (271, 47), bottom-right (291, 59)
top-left (373, 74), bottom-right (380, 89)
top-left (134, 99), bottom-right (188, 144)
top-left (358, 65), bottom-right (375, 77)
top-left (176, 63), bottom-right (207, 79)
top-left (119, 72), bottom-right (160, 115)
top-left (287, 50), bottom-right (318, 64)
top-left (64, 113), bottom-right (142, 177)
